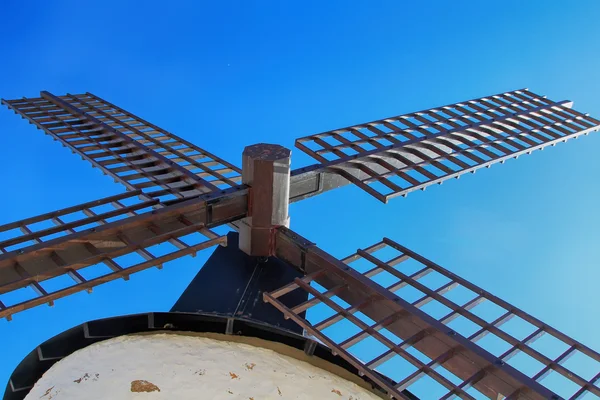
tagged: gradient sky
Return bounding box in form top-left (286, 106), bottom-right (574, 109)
top-left (1, 1), bottom-right (600, 398)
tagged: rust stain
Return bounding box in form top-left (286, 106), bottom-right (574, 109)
top-left (331, 388), bottom-right (343, 396)
top-left (73, 373), bottom-right (90, 384)
top-left (73, 372), bottom-right (99, 383)
top-left (229, 372), bottom-right (239, 379)
top-left (245, 362), bottom-right (256, 370)
top-left (40, 386), bottom-right (54, 399)
top-left (130, 380), bottom-right (161, 393)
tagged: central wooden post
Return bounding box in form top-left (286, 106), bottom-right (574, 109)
top-left (239, 143), bottom-right (291, 257)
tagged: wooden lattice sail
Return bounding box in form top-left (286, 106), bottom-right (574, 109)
top-left (1, 89), bottom-right (599, 399)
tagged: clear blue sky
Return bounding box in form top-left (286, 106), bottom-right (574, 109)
top-left (1, 1), bottom-right (600, 397)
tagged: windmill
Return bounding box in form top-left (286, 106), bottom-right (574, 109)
top-left (1, 89), bottom-right (599, 399)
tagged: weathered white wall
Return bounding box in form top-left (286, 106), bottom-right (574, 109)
top-left (26, 333), bottom-right (383, 400)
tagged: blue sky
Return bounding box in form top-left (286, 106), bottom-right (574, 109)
top-left (1, 0), bottom-right (600, 397)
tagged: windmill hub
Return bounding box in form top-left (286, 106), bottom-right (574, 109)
top-left (239, 143), bottom-right (291, 257)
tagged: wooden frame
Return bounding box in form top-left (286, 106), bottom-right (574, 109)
top-left (2, 91), bottom-right (241, 202)
top-left (268, 228), bottom-right (600, 399)
top-left (295, 89), bottom-right (600, 202)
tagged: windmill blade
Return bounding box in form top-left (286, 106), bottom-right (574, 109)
top-left (294, 89), bottom-right (600, 203)
top-left (0, 188), bottom-right (248, 321)
top-left (1, 92), bottom-right (241, 202)
top-left (268, 228), bottom-right (600, 399)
